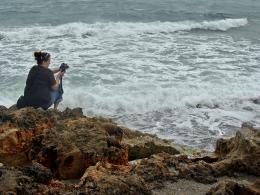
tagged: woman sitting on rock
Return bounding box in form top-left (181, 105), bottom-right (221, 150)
top-left (17, 51), bottom-right (64, 110)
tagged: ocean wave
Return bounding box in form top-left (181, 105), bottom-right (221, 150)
top-left (187, 18), bottom-right (248, 31)
top-left (0, 18), bottom-right (248, 40)
top-left (60, 90), bottom-right (260, 150)
top-left (0, 33), bottom-right (5, 40)
top-left (0, 17), bottom-right (258, 150)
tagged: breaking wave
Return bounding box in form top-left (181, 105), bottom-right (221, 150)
top-left (0, 18), bottom-right (248, 41)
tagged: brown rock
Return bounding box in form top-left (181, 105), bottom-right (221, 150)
top-left (57, 148), bottom-right (85, 179)
top-left (122, 129), bottom-right (181, 160)
top-left (102, 123), bottom-right (123, 148)
top-left (103, 146), bottom-right (129, 166)
top-left (27, 118), bottom-right (130, 179)
top-left (131, 123), bottom-right (260, 187)
top-left (0, 164), bottom-right (52, 194)
top-left (0, 107), bottom-right (57, 165)
top-left (77, 162), bottom-right (151, 195)
top-left (0, 105), bottom-right (7, 110)
top-left (133, 152), bottom-right (217, 188)
top-left (1, 105), bottom-right (259, 195)
top-left (215, 123), bottom-right (260, 176)
top-left (206, 180), bottom-right (260, 195)
top-left (103, 123), bottom-right (123, 137)
top-left (1, 106), bottom-right (183, 180)
top-left (133, 153), bottom-right (177, 188)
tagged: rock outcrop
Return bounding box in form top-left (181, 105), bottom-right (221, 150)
top-left (76, 162), bottom-right (151, 195)
top-left (214, 122), bottom-right (260, 176)
top-left (206, 180), bottom-right (260, 195)
top-left (0, 163), bottom-right (53, 194)
top-left (0, 106), bottom-right (259, 194)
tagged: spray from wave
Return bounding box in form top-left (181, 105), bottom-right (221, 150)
top-left (0, 18), bottom-right (248, 40)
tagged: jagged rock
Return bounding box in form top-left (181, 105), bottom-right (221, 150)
top-left (133, 153), bottom-right (177, 189)
top-left (0, 107), bottom-right (184, 180)
top-left (102, 123), bottom-right (123, 148)
top-left (59, 107), bottom-right (85, 120)
top-left (131, 123), bottom-right (260, 187)
top-left (76, 162), bottom-right (151, 195)
top-left (0, 106), bottom-right (8, 118)
top-left (1, 106), bottom-right (260, 194)
top-left (127, 140), bottom-right (180, 161)
top-left (103, 146), bottom-right (129, 166)
top-left (122, 129), bottom-right (181, 160)
top-left (28, 118), bottom-right (109, 179)
top-left (133, 153), bottom-right (218, 188)
top-left (19, 163), bottom-right (53, 184)
top-left (215, 122), bottom-right (260, 176)
top-left (0, 107), bottom-right (53, 129)
top-left (56, 148), bottom-right (85, 179)
top-left (0, 108), bottom-right (55, 166)
top-left (0, 165), bottom-right (51, 194)
top-left (206, 180), bottom-right (260, 195)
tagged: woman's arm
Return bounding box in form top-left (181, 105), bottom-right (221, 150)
top-left (51, 67), bottom-right (60, 74)
top-left (51, 71), bottom-right (64, 90)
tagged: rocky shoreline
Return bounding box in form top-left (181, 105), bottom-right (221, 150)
top-left (0, 106), bottom-right (259, 194)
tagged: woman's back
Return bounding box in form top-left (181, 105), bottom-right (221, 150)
top-left (24, 65), bottom-right (55, 109)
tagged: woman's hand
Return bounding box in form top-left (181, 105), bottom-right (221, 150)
top-left (56, 71), bottom-right (65, 79)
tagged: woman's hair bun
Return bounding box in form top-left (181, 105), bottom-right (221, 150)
top-left (34, 51), bottom-right (42, 59)
top-left (34, 51), bottom-right (50, 65)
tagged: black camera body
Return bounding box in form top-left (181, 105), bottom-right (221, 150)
top-left (59, 63), bottom-right (69, 72)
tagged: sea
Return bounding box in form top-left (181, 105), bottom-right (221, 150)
top-left (0, 0), bottom-right (260, 150)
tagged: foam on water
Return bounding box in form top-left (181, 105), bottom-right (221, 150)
top-left (0, 18), bottom-right (248, 41)
top-left (0, 19), bottom-right (260, 150)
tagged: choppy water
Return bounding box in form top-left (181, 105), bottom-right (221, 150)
top-left (1, 0), bottom-right (260, 150)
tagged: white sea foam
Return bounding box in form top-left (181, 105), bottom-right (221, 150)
top-left (0, 18), bottom-right (259, 150)
top-left (0, 18), bottom-right (248, 41)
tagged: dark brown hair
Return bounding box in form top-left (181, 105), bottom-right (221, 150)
top-left (34, 51), bottom-right (50, 65)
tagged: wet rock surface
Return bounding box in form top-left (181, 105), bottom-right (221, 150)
top-left (206, 180), bottom-right (260, 195)
top-left (0, 106), bottom-right (259, 194)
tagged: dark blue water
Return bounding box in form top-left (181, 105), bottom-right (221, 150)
top-left (1, 0), bottom-right (260, 26)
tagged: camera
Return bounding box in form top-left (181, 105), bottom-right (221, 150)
top-left (59, 63), bottom-right (69, 72)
